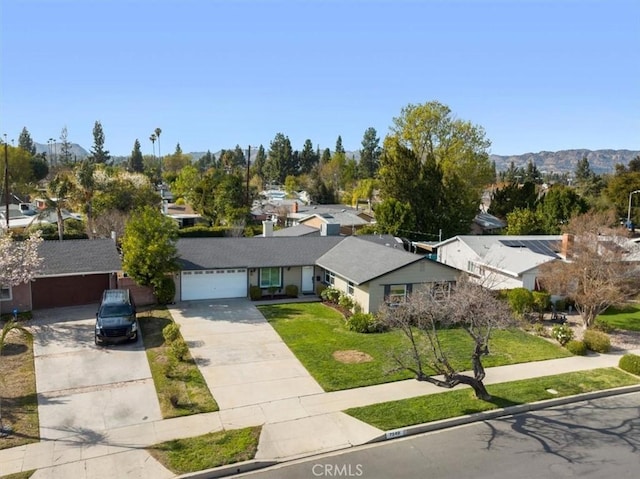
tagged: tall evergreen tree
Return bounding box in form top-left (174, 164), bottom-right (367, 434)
top-left (59, 126), bottom-right (74, 164)
top-left (232, 144), bottom-right (246, 168)
top-left (88, 121), bottom-right (111, 164)
top-left (196, 150), bottom-right (217, 172)
top-left (335, 135), bottom-right (345, 154)
top-left (298, 139), bottom-right (318, 174)
top-left (252, 145), bottom-right (267, 182)
top-left (130, 139), bottom-right (144, 173)
top-left (264, 133), bottom-right (295, 184)
top-left (358, 127), bottom-right (381, 178)
top-left (18, 127), bottom-right (36, 155)
top-left (320, 147), bottom-right (331, 164)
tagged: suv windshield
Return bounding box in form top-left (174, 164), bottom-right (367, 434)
top-left (100, 304), bottom-right (134, 317)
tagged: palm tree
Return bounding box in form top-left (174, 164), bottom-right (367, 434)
top-left (150, 133), bottom-right (157, 160)
top-left (42, 172), bottom-right (74, 241)
top-left (74, 161), bottom-right (96, 238)
top-left (154, 127), bottom-right (162, 160)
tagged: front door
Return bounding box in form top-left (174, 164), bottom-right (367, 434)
top-left (302, 266), bottom-right (314, 293)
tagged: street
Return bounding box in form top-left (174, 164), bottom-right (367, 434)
top-left (239, 392), bottom-right (640, 479)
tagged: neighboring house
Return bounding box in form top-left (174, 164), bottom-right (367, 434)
top-left (435, 235), bottom-right (563, 291)
top-left (1, 239), bottom-right (121, 313)
top-left (164, 203), bottom-right (208, 229)
top-left (270, 224), bottom-right (320, 237)
top-left (298, 210), bottom-right (371, 236)
top-left (471, 212), bottom-right (506, 235)
top-left (174, 235), bottom-right (460, 313)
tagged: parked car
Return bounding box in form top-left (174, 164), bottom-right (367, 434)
top-left (95, 289), bottom-right (138, 345)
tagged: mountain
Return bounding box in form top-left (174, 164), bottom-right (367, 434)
top-left (34, 142), bottom-right (89, 160)
top-left (490, 149), bottom-right (640, 175)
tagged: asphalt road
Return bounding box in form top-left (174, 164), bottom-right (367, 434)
top-left (239, 392), bottom-right (640, 479)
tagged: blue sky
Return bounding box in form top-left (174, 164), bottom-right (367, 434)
top-left (1, 0), bottom-right (638, 157)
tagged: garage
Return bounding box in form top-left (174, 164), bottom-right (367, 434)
top-left (32, 274), bottom-right (111, 310)
top-left (181, 269), bottom-right (248, 301)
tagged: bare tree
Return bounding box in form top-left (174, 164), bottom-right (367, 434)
top-left (538, 210), bottom-right (640, 329)
top-left (378, 277), bottom-right (513, 400)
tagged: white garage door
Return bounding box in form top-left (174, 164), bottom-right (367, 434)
top-left (181, 269), bottom-right (248, 300)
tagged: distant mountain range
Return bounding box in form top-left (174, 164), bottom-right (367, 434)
top-left (34, 142), bottom-right (89, 160)
top-left (489, 149), bottom-right (640, 175)
top-left (34, 142), bottom-right (639, 174)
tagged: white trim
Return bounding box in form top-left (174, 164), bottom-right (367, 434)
top-left (0, 285), bottom-right (12, 302)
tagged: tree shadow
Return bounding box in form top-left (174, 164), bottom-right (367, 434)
top-left (0, 342), bottom-right (28, 355)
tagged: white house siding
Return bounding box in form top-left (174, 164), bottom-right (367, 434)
top-left (367, 259), bottom-right (460, 313)
top-left (437, 241), bottom-right (481, 276)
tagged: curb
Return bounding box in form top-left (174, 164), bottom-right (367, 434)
top-left (178, 384), bottom-right (640, 478)
top-left (365, 383), bottom-right (640, 444)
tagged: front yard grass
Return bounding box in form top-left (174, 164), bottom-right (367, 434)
top-left (346, 367), bottom-right (640, 430)
top-left (0, 325), bottom-right (39, 450)
top-left (597, 305), bottom-right (640, 331)
top-left (146, 426), bottom-right (261, 475)
top-left (138, 308), bottom-right (218, 418)
top-left (259, 303), bottom-right (572, 392)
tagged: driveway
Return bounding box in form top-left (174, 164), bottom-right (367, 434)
top-left (31, 305), bottom-right (162, 441)
top-left (170, 299), bottom-right (323, 409)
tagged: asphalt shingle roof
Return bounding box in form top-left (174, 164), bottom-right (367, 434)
top-left (316, 236), bottom-right (424, 285)
top-left (177, 236), bottom-right (344, 270)
top-left (38, 239), bottom-right (122, 276)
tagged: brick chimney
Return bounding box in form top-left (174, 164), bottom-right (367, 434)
top-left (292, 202), bottom-right (298, 213)
top-left (561, 233), bottom-right (574, 259)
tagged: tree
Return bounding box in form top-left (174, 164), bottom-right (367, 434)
top-left (505, 207), bottom-right (541, 235)
top-left (320, 147), bottom-right (331, 165)
top-left (87, 121), bottom-right (111, 164)
top-left (334, 135), bottom-right (345, 155)
top-left (604, 171), bottom-right (640, 224)
top-left (42, 171), bottom-right (75, 241)
top-left (196, 150), bottom-right (217, 172)
top-left (381, 101), bottom-right (493, 238)
top-left (163, 143), bottom-right (191, 175)
top-left (374, 198), bottom-right (415, 236)
top-left (538, 210), bottom-right (640, 329)
top-left (488, 181), bottom-right (538, 219)
top-left (264, 133), bottom-right (295, 185)
top-left (378, 276), bottom-right (513, 400)
top-left (0, 232), bottom-right (43, 315)
top-left (172, 164), bottom-right (200, 205)
top-left (59, 126), bottom-right (74, 165)
top-left (523, 159), bottom-right (542, 184)
top-left (72, 161), bottom-right (97, 238)
top-left (121, 206), bottom-right (178, 291)
top-left (129, 139), bottom-right (144, 173)
top-left (536, 185), bottom-right (588, 234)
top-left (359, 127), bottom-right (381, 178)
top-left (1, 144), bottom-right (36, 196)
top-left (299, 139), bottom-right (318, 174)
top-left (154, 127), bottom-right (162, 163)
top-left (17, 127), bottom-right (36, 156)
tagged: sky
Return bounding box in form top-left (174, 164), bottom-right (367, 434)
top-left (1, 0), bottom-right (638, 158)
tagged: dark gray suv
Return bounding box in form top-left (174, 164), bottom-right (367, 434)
top-left (95, 289), bottom-right (138, 345)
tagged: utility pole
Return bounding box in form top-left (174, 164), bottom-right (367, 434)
top-left (3, 134), bottom-right (9, 231)
top-left (246, 145), bottom-right (251, 207)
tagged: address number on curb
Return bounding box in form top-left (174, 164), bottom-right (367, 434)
top-left (386, 430), bottom-right (406, 439)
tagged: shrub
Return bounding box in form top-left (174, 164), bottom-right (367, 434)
top-left (551, 324), bottom-right (574, 346)
top-left (619, 353), bottom-right (640, 375)
top-left (321, 287), bottom-right (341, 304)
top-left (285, 284), bottom-right (299, 298)
top-left (162, 322), bottom-right (181, 344)
top-left (338, 293), bottom-right (354, 310)
top-left (316, 284), bottom-right (327, 297)
top-left (531, 322), bottom-right (547, 337)
top-left (565, 340), bottom-right (587, 356)
top-left (169, 338), bottom-right (189, 362)
top-left (507, 288), bottom-right (534, 316)
top-left (347, 313), bottom-right (387, 333)
top-left (154, 276), bottom-right (176, 304)
top-left (532, 291), bottom-right (551, 316)
top-left (583, 330), bottom-right (611, 353)
top-left (249, 285), bottom-right (262, 300)
top-left (554, 298), bottom-right (566, 312)
top-left (592, 318), bottom-right (615, 334)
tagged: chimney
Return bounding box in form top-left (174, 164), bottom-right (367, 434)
top-left (561, 233), bottom-right (574, 259)
top-left (262, 220), bottom-right (273, 237)
top-left (292, 202), bottom-right (298, 213)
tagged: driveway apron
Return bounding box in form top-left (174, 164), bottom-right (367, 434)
top-left (170, 299), bottom-right (324, 409)
top-left (31, 305), bottom-right (162, 442)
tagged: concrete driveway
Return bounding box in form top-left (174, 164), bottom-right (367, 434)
top-left (31, 305), bottom-right (162, 442)
top-left (170, 299), bottom-right (323, 410)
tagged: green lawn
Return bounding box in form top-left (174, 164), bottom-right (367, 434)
top-left (146, 426), bottom-right (261, 475)
top-left (346, 368), bottom-right (640, 430)
top-left (259, 303), bottom-right (572, 391)
top-left (597, 305), bottom-right (640, 331)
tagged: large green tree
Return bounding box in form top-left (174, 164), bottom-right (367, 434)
top-left (264, 133), bottom-right (296, 185)
top-left (59, 126), bottom-right (74, 165)
top-left (17, 127), bottom-right (36, 155)
top-left (488, 181), bottom-right (538, 219)
top-left (299, 139), bottom-right (318, 174)
top-left (121, 206), bottom-right (178, 290)
top-left (358, 127), bottom-right (381, 178)
top-left (87, 121), bottom-right (111, 164)
top-left (129, 139), bottom-right (144, 173)
top-left (536, 185), bottom-right (588, 234)
top-left (380, 101), bottom-right (493, 238)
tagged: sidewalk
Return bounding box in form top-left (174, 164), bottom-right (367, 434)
top-left (2, 348), bottom-right (639, 478)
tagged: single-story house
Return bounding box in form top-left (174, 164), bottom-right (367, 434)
top-left (175, 235), bottom-right (460, 313)
top-left (1, 239), bottom-right (121, 314)
top-left (435, 235), bottom-right (564, 291)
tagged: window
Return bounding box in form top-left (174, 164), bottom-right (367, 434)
top-left (260, 267), bottom-right (282, 288)
top-left (388, 284), bottom-right (407, 304)
top-left (0, 286), bottom-right (11, 301)
top-left (324, 270), bottom-right (335, 286)
top-left (428, 281), bottom-right (454, 301)
top-left (347, 281), bottom-right (354, 296)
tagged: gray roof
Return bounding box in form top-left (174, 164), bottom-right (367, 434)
top-left (271, 224), bottom-right (320, 237)
top-left (316, 236), bottom-right (424, 285)
top-left (299, 212), bottom-right (370, 227)
top-left (177, 236), bottom-right (343, 270)
top-left (38, 239), bottom-right (122, 277)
